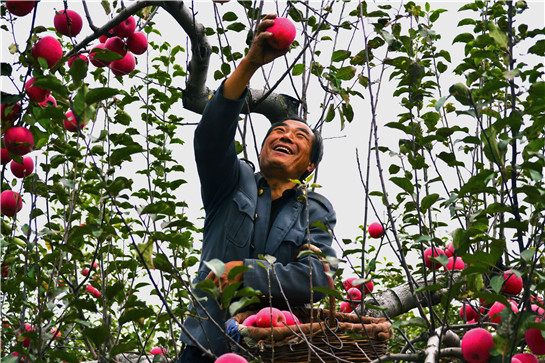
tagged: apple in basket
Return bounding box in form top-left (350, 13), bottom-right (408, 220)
top-left (256, 307), bottom-right (286, 328)
top-left (282, 310), bottom-right (300, 326)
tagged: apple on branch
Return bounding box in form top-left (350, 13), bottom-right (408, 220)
top-left (501, 270), bottom-right (523, 295)
top-left (423, 246), bottom-right (446, 269)
top-left (25, 77), bottom-right (51, 103)
top-left (127, 32), bottom-right (148, 55)
top-left (1, 190), bottom-right (23, 217)
top-left (10, 156), bottom-right (34, 178)
top-left (54, 9), bottom-right (83, 37)
top-left (32, 36), bottom-right (63, 69)
top-left (105, 36), bottom-right (127, 57)
top-left (1, 102), bottom-right (21, 123)
top-left (368, 222), bottom-right (385, 238)
top-left (112, 15), bottom-right (136, 38)
top-left (3, 126), bottom-right (34, 156)
top-left (461, 327), bottom-right (494, 363)
top-left (39, 95), bottom-right (57, 108)
top-left (110, 52), bottom-right (136, 76)
top-left (5, 1), bottom-right (36, 17)
top-left (68, 54), bottom-right (89, 68)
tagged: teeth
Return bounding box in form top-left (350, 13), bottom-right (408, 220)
top-left (274, 146), bottom-right (292, 154)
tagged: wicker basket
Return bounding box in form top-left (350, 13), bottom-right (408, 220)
top-left (228, 306), bottom-right (392, 362)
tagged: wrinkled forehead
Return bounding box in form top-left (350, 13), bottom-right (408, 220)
top-left (265, 120), bottom-right (313, 139)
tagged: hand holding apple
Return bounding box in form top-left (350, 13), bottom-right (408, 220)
top-left (265, 17), bottom-right (296, 50)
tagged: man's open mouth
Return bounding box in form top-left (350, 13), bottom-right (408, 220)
top-left (274, 146), bottom-right (293, 155)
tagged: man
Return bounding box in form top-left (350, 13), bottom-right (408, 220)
top-left (178, 14), bottom-right (337, 362)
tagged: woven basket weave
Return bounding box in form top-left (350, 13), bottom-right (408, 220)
top-left (229, 306), bottom-right (392, 362)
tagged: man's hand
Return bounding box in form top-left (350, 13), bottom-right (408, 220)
top-left (222, 14), bottom-right (290, 100)
top-left (206, 260), bottom-right (244, 291)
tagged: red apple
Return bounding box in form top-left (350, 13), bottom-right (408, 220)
top-left (5, 1), bottom-right (36, 16)
top-left (81, 268), bottom-right (90, 277)
top-left (110, 52), bottom-right (135, 76)
top-left (265, 17), bottom-right (296, 50)
top-left (150, 347), bottom-right (166, 355)
top-left (363, 280), bottom-right (374, 294)
top-left (445, 256), bottom-right (465, 271)
top-left (525, 327), bottom-right (545, 355)
top-left (424, 246), bottom-right (446, 269)
top-left (18, 323), bottom-right (34, 348)
top-left (531, 303), bottom-right (545, 317)
top-left (512, 358), bottom-right (522, 363)
top-left (1, 102), bottom-right (21, 122)
top-left (63, 110), bottom-right (87, 132)
top-left (32, 36), bottom-right (63, 69)
top-left (444, 242), bottom-right (454, 257)
top-left (39, 95), bottom-right (57, 107)
top-left (10, 156), bottom-right (34, 178)
top-left (461, 327), bottom-right (494, 363)
top-left (26, 77), bottom-right (51, 103)
top-left (501, 270), bottom-right (523, 295)
top-left (256, 307), bottom-right (286, 328)
top-left (242, 314), bottom-right (258, 327)
top-left (347, 287), bottom-right (362, 301)
top-left (1, 190), bottom-right (23, 217)
top-left (105, 36), bottom-right (127, 57)
top-left (54, 9), bottom-right (83, 37)
top-left (343, 277), bottom-right (359, 291)
top-left (127, 32), bottom-right (148, 55)
top-left (368, 222), bottom-right (384, 238)
top-left (512, 353), bottom-right (538, 363)
top-left (339, 301), bottom-right (353, 313)
top-left (99, 34), bottom-right (108, 43)
top-left (50, 328), bottom-right (61, 340)
top-left (459, 304), bottom-right (479, 322)
top-left (67, 54), bottom-right (89, 68)
top-left (215, 353), bottom-right (248, 363)
top-left (3, 127), bottom-right (34, 155)
top-left (281, 310), bottom-right (300, 326)
top-left (1, 148), bottom-right (11, 165)
top-left (90, 44), bottom-right (111, 68)
top-left (85, 284), bottom-right (101, 298)
top-left (488, 300), bottom-right (518, 324)
top-left (112, 16), bottom-right (136, 38)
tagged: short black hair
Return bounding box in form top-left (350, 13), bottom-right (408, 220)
top-left (261, 117), bottom-right (323, 180)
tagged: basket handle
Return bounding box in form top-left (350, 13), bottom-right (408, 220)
top-left (296, 244), bottom-right (336, 327)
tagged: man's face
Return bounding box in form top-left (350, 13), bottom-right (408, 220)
top-left (258, 120), bottom-right (316, 181)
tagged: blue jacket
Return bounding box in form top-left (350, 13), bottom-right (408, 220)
top-left (180, 82), bottom-right (337, 356)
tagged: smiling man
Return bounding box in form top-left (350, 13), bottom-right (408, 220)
top-left (178, 14), bottom-right (337, 363)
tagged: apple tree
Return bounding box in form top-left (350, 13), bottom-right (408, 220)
top-left (1, 1), bottom-right (544, 362)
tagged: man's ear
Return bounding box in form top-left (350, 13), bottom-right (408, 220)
top-left (306, 162), bottom-right (316, 173)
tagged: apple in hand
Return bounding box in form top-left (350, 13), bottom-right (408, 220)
top-left (32, 36), bottom-right (63, 69)
top-left (26, 77), bottom-right (51, 103)
top-left (265, 17), bottom-right (296, 50)
top-left (127, 32), bottom-right (148, 55)
top-left (1, 190), bottom-right (23, 217)
top-left (112, 15), bottom-right (136, 38)
top-left (1, 102), bottom-right (21, 122)
top-left (215, 353), bottom-right (248, 363)
top-left (501, 270), bottom-right (523, 295)
top-left (256, 307), bottom-right (286, 328)
top-left (368, 222), bottom-right (384, 238)
top-left (281, 310), bottom-right (300, 326)
top-left (110, 52), bottom-right (135, 76)
top-left (105, 36), bottom-right (127, 57)
top-left (424, 246), bottom-right (445, 269)
top-left (54, 9), bottom-right (83, 37)
top-left (10, 156), bottom-right (34, 178)
top-left (461, 327), bottom-right (494, 363)
top-left (3, 127), bottom-right (34, 155)
top-left (5, 1), bottom-right (36, 17)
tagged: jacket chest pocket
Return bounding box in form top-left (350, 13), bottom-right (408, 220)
top-left (225, 191), bottom-right (255, 248)
top-left (275, 228), bottom-right (306, 263)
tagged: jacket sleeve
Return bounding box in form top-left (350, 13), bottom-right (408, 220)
top-left (194, 82), bottom-right (249, 212)
top-left (243, 198), bottom-right (337, 306)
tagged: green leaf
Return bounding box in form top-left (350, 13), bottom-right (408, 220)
top-left (119, 307), bottom-right (155, 325)
top-left (421, 194), bottom-right (440, 211)
top-left (521, 249), bottom-right (535, 262)
top-left (331, 50), bottom-right (351, 62)
top-left (69, 57), bottom-right (88, 86)
top-left (490, 275), bottom-right (504, 294)
top-left (109, 144), bottom-right (144, 165)
top-left (135, 239), bottom-right (154, 269)
top-left (154, 253), bottom-right (174, 274)
top-left (1, 62), bottom-right (12, 76)
top-left (222, 11), bottom-right (238, 21)
top-left (292, 63), bottom-right (305, 76)
top-left (312, 286), bottom-right (343, 299)
top-left (336, 66), bottom-right (356, 80)
top-left (85, 87), bottom-right (119, 105)
top-left (83, 324), bottom-right (110, 347)
top-left (140, 201), bottom-right (175, 215)
top-left (204, 258), bottom-right (225, 279)
top-left (227, 264), bottom-right (250, 282)
top-left (528, 39), bottom-right (545, 56)
top-left (452, 33), bottom-right (474, 44)
top-left (391, 317), bottom-right (427, 329)
top-left (434, 97), bottom-right (447, 111)
top-left (390, 177), bottom-right (414, 194)
top-left (111, 341), bottom-right (138, 356)
top-left (449, 82), bottom-right (471, 106)
top-left (228, 295), bottom-right (261, 316)
top-left (105, 281), bottom-right (125, 300)
top-left (488, 23), bottom-right (508, 49)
